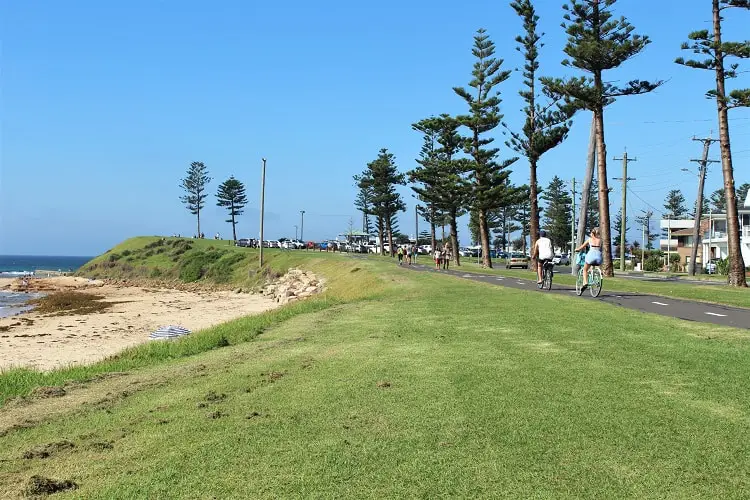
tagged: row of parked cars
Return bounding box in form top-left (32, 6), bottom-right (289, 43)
top-left (236, 239), bottom-right (307, 249)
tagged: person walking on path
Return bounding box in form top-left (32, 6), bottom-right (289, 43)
top-left (397, 246), bottom-right (404, 265)
top-left (443, 247), bottom-right (450, 270)
top-left (434, 247), bottom-right (442, 270)
top-left (405, 246), bottom-right (411, 266)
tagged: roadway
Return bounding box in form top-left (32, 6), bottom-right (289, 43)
top-left (405, 263), bottom-right (750, 330)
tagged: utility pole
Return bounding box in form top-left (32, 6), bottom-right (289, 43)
top-left (300, 210), bottom-right (305, 243)
top-left (638, 210), bottom-right (653, 271)
top-left (687, 136), bottom-right (719, 275)
top-left (641, 217), bottom-right (645, 271)
top-left (708, 208), bottom-right (713, 273)
top-left (613, 150), bottom-right (637, 272)
top-left (259, 158), bottom-right (267, 269)
top-left (571, 177), bottom-right (576, 275)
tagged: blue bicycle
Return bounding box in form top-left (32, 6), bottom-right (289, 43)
top-left (575, 252), bottom-right (602, 297)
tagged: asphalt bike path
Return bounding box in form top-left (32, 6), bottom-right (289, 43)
top-left (404, 262), bottom-right (750, 330)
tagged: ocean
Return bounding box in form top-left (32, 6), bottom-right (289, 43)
top-left (0, 255), bottom-right (92, 276)
top-left (0, 255), bottom-right (92, 318)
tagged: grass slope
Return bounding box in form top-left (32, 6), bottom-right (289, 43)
top-left (2, 256), bottom-right (750, 498)
top-left (1, 240), bottom-right (377, 406)
top-left (78, 236), bottom-right (336, 290)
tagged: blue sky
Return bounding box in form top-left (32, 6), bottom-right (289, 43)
top-left (1, 0), bottom-right (748, 256)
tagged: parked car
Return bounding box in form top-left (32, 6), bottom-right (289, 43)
top-left (505, 252), bottom-right (529, 269)
top-left (236, 238), bottom-right (251, 247)
top-left (460, 247), bottom-right (480, 258)
top-left (552, 254), bottom-right (570, 266)
top-left (705, 259), bottom-right (719, 274)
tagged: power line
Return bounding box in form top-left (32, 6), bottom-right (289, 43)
top-left (627, 187), bottom-right (665, 217)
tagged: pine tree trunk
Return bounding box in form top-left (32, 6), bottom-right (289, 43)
top-left (430, 206), bottom-right (437, 253)
top-left (593, 86), bottom-right (614, 277)
top-left (478, 209), bottom-right (492, 268)
top-left (450, 209), bottom-right (460, 266)
top-left (529, 159), bottom-right (539, 272)
top-left (575, 115), bottom-right (597, 274)
top-left (197, 209), bottom-right (201, 239)
top-left (231, 201), bottom-right (237, 242)
top-left (713, 0), bottom-right (747, 286)
top-left (386, 215), bottom-right (394, 257)
top-left (378, 216), bottom-right (384, 255)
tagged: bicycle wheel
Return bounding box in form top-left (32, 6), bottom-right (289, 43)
top-left (575, 269), bottom-right (584, 296)
top-left (589, 268), bottom-right (602, 298)
top-left (544, 267), bottom-right (552, 290)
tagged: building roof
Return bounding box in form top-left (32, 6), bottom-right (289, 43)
top-left (669, 219), bottom-right (710, 237)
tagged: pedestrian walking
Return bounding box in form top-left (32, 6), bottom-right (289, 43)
top-left (397, 246), bottom-right (404, 265)
top-left (434, 247), bottom-right (442, 270)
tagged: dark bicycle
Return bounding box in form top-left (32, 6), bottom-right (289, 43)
top-left (537, 259), bottom-right (554, 291)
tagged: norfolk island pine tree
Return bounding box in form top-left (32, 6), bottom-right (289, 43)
top-left (180, 161), bottom-right (211, 237)
top-left (676, 0), bottom-right (749, 286)
top-left (541, 0), bottom-right (663, 277)
top-left (216, 176), bottom-right (248, 242)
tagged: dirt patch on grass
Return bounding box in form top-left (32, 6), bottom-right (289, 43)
top-left (376, 380), bottom-right (392, 389)
top-left (22, 440), bottom-right (75, 459)
top-left (23, 475), bottom-right (78, 496)
top-left (30, 386), bottom-right (66, 399)
top-left (29, 291), bottom-right (115, 316)
top-left (203, 391), bottom-right (227, 402)
top-left (87, 441), bottom-right (114, 451)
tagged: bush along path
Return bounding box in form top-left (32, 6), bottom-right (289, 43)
top-left (406, 263), bottom-right (750, 330)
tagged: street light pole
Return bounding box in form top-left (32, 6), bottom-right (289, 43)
top-left (294, 225), bottom-right (298, 241)
top-left (300, 210), bottom-right (305, 242)
top-left (415, 205), bottom-right (419, 264)
top-left (259, 158), bottom-right (267, 269)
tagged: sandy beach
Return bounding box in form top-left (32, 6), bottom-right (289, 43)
top-left (0, 277), bottom-right (279, 371)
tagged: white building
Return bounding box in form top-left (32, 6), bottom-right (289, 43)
top-left (702, 191), bottom-right (750, 264)
top-left (660, 191), bottom-right (750, 268)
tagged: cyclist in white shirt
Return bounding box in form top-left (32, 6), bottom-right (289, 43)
top-left (533, 230), bottom-right (555, 284)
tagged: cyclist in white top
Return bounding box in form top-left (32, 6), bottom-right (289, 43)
top-left (533, 230), bottom-right (555, 284)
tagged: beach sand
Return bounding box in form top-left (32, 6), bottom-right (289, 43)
top-left (0, 277), bottom-right (279, 371)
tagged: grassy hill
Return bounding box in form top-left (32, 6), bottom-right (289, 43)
top-left (78, 237), bottom-right (340, 291)
top-left (2, 243), bottom-right (750, 497)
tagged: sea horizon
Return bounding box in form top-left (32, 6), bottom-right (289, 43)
top-left (0, 254), bottom-right (93, 276)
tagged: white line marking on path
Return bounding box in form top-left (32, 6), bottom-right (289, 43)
top-left (496, 277), bottom-right (504, 280)
top-left (462, 274), bottom-right (473, 278)
top-left (615, 295), bottom-right (623, 298)
top-left (705, 312), bottom-right (727, 317)
top-left (652, 301), bottom-right (669, 306)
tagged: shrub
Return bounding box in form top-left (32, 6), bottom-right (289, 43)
top-left (144, 239), bottom-right (165, 249)
top-left (717, 258), bottom-right (730, 276)
top-left (206, 253), bottom-right (246, 283)
top-left (179, 251), bottom-right (224, 282)
top-left (121, 250), bottom-right (132, 257)
top-left (644, 255), bottom-right (662, 272)
top-left (108, 254), bottom-right (121, 262)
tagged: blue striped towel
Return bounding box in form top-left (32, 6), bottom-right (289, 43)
top-left (149, 325), bottom-right (191, 340)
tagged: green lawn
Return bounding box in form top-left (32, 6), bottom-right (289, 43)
top-left (455, 260), bottom-right (750, 309)
top-left (2, 257), bottom-right (750, 498)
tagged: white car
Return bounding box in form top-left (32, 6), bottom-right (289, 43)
top-left (552, 254), bottom-right (570, 265)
